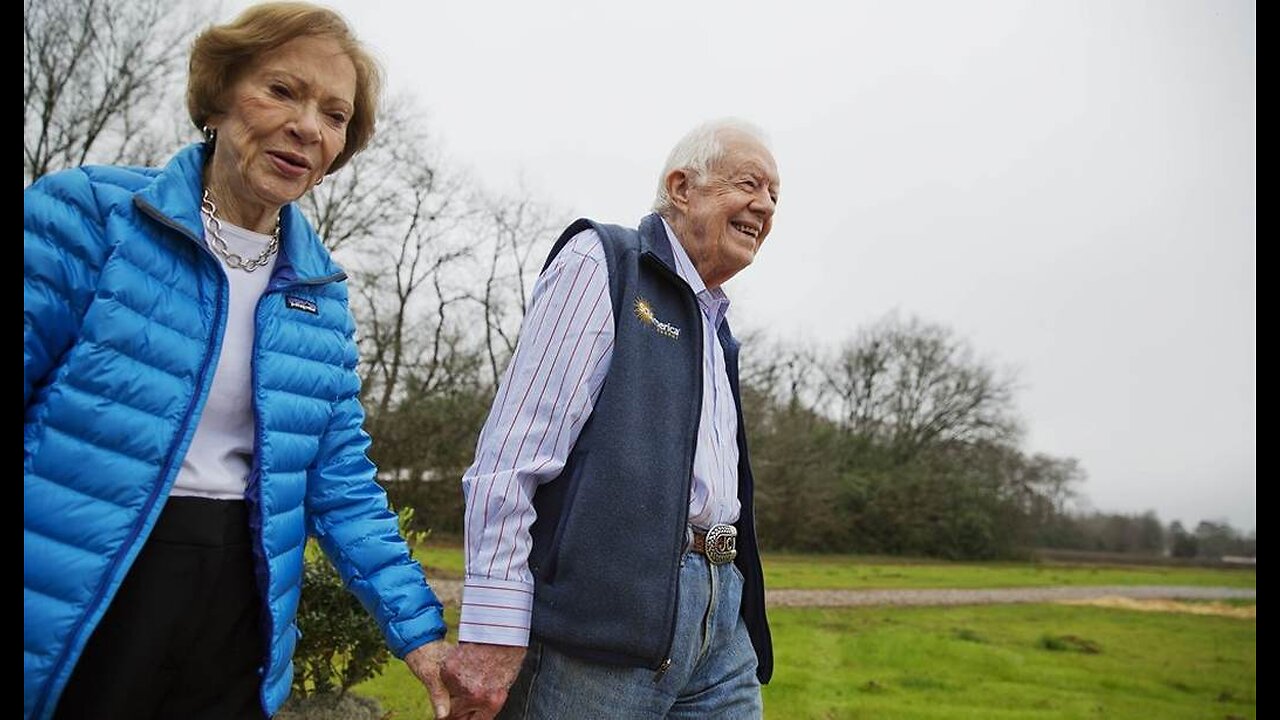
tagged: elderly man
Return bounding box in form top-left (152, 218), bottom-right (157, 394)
top-left (442, 119), bottom-right (780, 719)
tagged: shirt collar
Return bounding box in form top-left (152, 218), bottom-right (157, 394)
top-left (662, 217), bottom-right (731, 328)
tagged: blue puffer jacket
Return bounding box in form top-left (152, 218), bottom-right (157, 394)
top-left (23, 144), bottom-right (445, 719)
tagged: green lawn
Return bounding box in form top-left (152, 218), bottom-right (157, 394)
top-left (765, 603), bottom-right (1254, 719)
top-left (416, 543), bottom-right (466, 578)
top-left (357, 603), bottom-right (1255, 719)
top-left (417, 543), bottom-right (1256, 590)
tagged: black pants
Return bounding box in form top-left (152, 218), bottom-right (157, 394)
top-left (54, 497), bottom-right (267, 720)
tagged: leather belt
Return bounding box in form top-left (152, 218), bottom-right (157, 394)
top-left (689, 523), bottom-right (738, 565)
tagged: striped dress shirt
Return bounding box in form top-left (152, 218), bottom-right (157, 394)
top-left (458, 219), bottom-right (741, 646)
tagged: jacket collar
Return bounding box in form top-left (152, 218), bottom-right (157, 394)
top-left (638, 212), bottom-right (678, 274)
top-left (133, 143), bottom-right (345, 283)
top-left (640, 213), bottom-right (739, 352)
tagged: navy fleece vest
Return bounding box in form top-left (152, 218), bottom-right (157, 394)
top-left (526, 213), bottom-right (772, 683)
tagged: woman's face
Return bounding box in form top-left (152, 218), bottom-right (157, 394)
top-left (205, 35), bottom-right (357, 228)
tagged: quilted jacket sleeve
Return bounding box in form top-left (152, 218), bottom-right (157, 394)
top-left (24, 169), bottom-right (112, 410)
top-left (305, 324), bottom-right (446, 658)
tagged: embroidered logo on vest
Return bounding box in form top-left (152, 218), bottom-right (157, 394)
top-left (285, 295), bottom-right (318, 314)
top-left (633, 297), bottom-right (680, 339)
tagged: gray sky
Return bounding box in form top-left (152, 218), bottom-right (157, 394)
top-left (231, 0), bottom-right (1255, 530)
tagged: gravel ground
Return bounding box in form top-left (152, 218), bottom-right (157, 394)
top-left (764, 585), bottom-right (1256, 608)
top-left (428, 580), bottom-right (1255, 609)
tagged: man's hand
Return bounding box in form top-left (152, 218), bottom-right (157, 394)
top-left (404, 640), bottom-right (452, 718)
top-left (441, 642), bottom-right (527, 720)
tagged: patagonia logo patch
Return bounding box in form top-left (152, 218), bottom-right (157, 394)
top-left (633, 297), bottom-right (680, 340)
top-left (285, 295), bottom-right (318, 314)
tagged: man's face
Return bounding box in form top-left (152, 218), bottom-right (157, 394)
top-left (671, 131), bottom-right (780, 288)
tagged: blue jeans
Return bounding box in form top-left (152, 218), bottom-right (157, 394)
top-left (498, 552), bottom-right (762, 719)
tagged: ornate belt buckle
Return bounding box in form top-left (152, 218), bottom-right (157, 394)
top-left (704, 523), bottom-right (738, 565)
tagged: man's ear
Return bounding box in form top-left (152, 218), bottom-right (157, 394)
top-left (665, 169), bottom-right (693, 213)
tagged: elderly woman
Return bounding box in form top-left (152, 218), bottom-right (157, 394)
top-left (23, 4), bottom-right (450, 719)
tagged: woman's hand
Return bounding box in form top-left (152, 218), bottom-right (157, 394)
top-left (404, 639), bottom-right (452, 718)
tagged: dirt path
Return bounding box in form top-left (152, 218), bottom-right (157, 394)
top-left (428, 580), bottom-right (1254, 609)
top-left (764, 585), bottom-right (1256, 608)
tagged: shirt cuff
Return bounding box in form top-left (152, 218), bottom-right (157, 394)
top-left (458, 577), bottom-right (534, 646)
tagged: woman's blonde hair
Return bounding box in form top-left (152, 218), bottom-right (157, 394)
top-left (187, 2), bottom-right (382, 174)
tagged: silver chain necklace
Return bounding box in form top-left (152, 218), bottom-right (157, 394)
top-left (200, 189), bottom-right (280, 273)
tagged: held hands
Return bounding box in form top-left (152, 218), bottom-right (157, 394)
top-left (440, 642), bottom-right (527, 720)
top-left (404, 640), bottom-right (452, 718)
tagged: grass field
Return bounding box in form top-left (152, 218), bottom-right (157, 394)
top-left (416, 543), bottom-right (1256, 590)
top-left (357, 602), bottom-right (1255, 719)
top-left (764, 603), bottom-right (1254, 719)
top-left (366, 548), bottom-right (1255, 718)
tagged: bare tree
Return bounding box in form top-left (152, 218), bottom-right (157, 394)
top-left (737, 332), bottom-right (824, 411)
top-left (24, 0), bottom-right (205, 183)
top-left (467, 193), bottom-right (562, 386)
top-left (823, 313), bottom-right (1021, 459)
top-left (299, 99), bottom-right (474, 413)
top-left (1015, 453), bottom-right (1084, 517)
top-left (286, 91), bottom-right (567, 504)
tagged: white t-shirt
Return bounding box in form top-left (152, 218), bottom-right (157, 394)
top-left (170, 220), bottom-right (276, 499)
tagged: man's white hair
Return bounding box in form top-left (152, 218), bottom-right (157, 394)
top-left (652, 118), bottom-right (771, 217)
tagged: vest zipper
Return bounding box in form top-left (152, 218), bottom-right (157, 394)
top-left (641, 251), bottom-right (701, 683)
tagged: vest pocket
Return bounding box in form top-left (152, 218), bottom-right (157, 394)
top-left (531, 459), bottom-right (589, 584)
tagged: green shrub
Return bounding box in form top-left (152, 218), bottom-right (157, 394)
top-left (291, 506), bottom-right (428, 699)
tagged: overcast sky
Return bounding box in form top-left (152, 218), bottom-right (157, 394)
top-left (227, 0), bottom-right (1255, 530)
